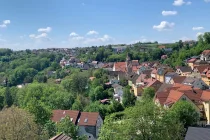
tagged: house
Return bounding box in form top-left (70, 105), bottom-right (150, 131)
top-left (176, 66), bottom-right (192, 76)
top-left (201, 67), bottom-right (210, 86)
top-left (151, 68), bottom-right (157, 79)
top-left (51, 110), bottom-right (80, 125)
top-left (133, 77), bottom-right (162, 97)
top-left (161, 55), bottom-right (168, 60)
top-left (168, 76), bottom-right (186, 84)
top-left (156, 67), bottom-right (173, 83)
top-left (185, 127), bottom-right (210, 140)
top-left (187, 58), bottom-right (197, 69)
top-left (158, 45), bottom-right (166, 49)
top-left (112, 84), bottom-right (123, 102)
top-left (193, 65), bottom-right (209, 74)
top-left (113, 54), bottom-right (140, 73)
top-left (182, 77), bottom-right (208, 90)
top-left (155, 84), bottom-right (207, 124)
top-left (200, 50), bottom-right (210, 61)
top-left (77, 112), bottom-right (103, 140)
top-left (164, 72), bottom-right (179, 84)
top-left (51, 110), bottom-right (103, 140)
top-left (50, 133), bottom-right (72, 140)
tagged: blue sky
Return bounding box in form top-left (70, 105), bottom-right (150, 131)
top-left (0, 0), bottom-right (210, 50)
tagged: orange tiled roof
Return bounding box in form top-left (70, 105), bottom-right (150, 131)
top-left (114, 62), bottom-right (126, 72)
top-left (188, 58), bottom-right (197, 63)
top-left (201, 90), bottom-right (210, 101)
top-left (164, 90), bottom-right (184, 105)
top-left (202, 50), bottom-right (210, 56)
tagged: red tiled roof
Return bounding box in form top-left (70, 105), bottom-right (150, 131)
top-left (151, 68), bottom-right (157, 74)
top-left (155, 91), bottom-right (170, 105)
top-left (202, 50), bottom-right (210, 55)
top-left (194, 66), bottom-right (209, 74)
top-left (188, 58), bottom-right (197, 63)
top-left (114, 62), bottom-right (126, 72)
top-left (145, 79), bottom-right (162, 90)
top-left (132, 66), bottom-right (138, 72)
top-left (201, 90), bottom-right (210, 101)
top-left (52, 110), bottom-right (80, 124)
top-left (78, 112), bottom-right (99, 126)
top-left (132, 60), bottom-right (139, 66)
top-left (165, 90), bottom-right (184, 104)
top-left (158, 46), bottom-right (166, 49)
top-left (156, 83), bottom-right (204, 106)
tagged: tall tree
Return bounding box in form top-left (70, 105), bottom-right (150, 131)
top-left (122, 88), bottom-right (136, 108)
top-left (169, 101), bottom-right (200, 128)
top-left (56, 116), bottom-right (78, 139)
top-left (0, 106), bottom-right (48, 140)
top-left (99, 100), bottom-right (184, 140)
top-left (4, 87), bottom-right (13, 107)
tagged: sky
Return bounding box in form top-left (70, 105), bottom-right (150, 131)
top-left (0, 0), bottom-right (210, 50)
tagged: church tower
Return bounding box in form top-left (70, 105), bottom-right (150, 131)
top-left (126, 53), bottom-right (132, 73)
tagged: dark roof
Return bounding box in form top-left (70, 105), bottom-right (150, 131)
top-left (165, 72), bottom-right (178, 77)
top-left (185, 127), bottom-right (210, 140)
top-left (172, 76), bottom-right (186, 84)
top-left (50, 133), bottom-right (72, 140)
top-left (177, 66), bottom-right (192, 73)
top-left (157, 68), bottom-right (166, 75)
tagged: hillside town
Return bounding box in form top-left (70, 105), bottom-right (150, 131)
top-left (1, 0), bottom-right (210, 139)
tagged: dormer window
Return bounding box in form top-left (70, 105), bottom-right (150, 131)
top-left (84, 118), bottom-right (88, 123)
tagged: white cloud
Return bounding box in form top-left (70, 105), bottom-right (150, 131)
top-left (38, 27), bottom-right (52, 32)
top-left (98, 35), bottom-right (112, 42)
top-left (153, 21), bottom-right (175, 31)
top-left (71, 36), bottom-right (84, 41)
top-left (196, 32), bottom-right (203, 37)
top-left (192, 27), bottom-right (204, 30)
top-left (204, 0), bottom-right (210, 2)
top-left (173, 0), bottom-right (191, 6)
top-left (87, 30), bottom-right (99, 35)
top-left (0, 20), bottom-right (11, 28)
top-left (29, 33), bottom-right (51, 41)
top-left (186, 1), bottom-right (192, 5)
top-left (35, 33), bottom-right (48, 39)
top-left (69, 32), bottom-right (78, 37)
top-left (162, 11), bottom-right (178, 16)
top-left (180, 36), bottom-right (191, 41)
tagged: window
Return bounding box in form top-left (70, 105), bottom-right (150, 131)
top-left (78, 118), bottom-right (80, 122)
top-left (84, 118), bottom-right (88, 123)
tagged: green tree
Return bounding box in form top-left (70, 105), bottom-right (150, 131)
top-left (0, 95), bottom-right (4, 110)
top-left (72, 97), bottom-right (83, 111)
top-left (99, 101), bottom-right (184, 140)
top-left (4, 87), bottom-right (13, 107)
top-left (141, 87), bottom-right (155, 100)
top-left (57, 116), bottom-right (78, 139)
top-left (122, 88), bottom-right (136, 108)
top-left (169, 101), bottom-right (200, 128)
top-left (26, 100), bottom-right (52, 125)
top-left (44, 120), bottom-right (57, 137)
top-left (0, 106), bottom-right (48, 140)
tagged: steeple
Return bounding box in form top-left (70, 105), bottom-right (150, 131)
top-left (126, 53), bottom-right (132, 73)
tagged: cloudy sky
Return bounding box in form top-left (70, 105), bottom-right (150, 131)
top-left (0, 0), bottom-right (210, 50)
